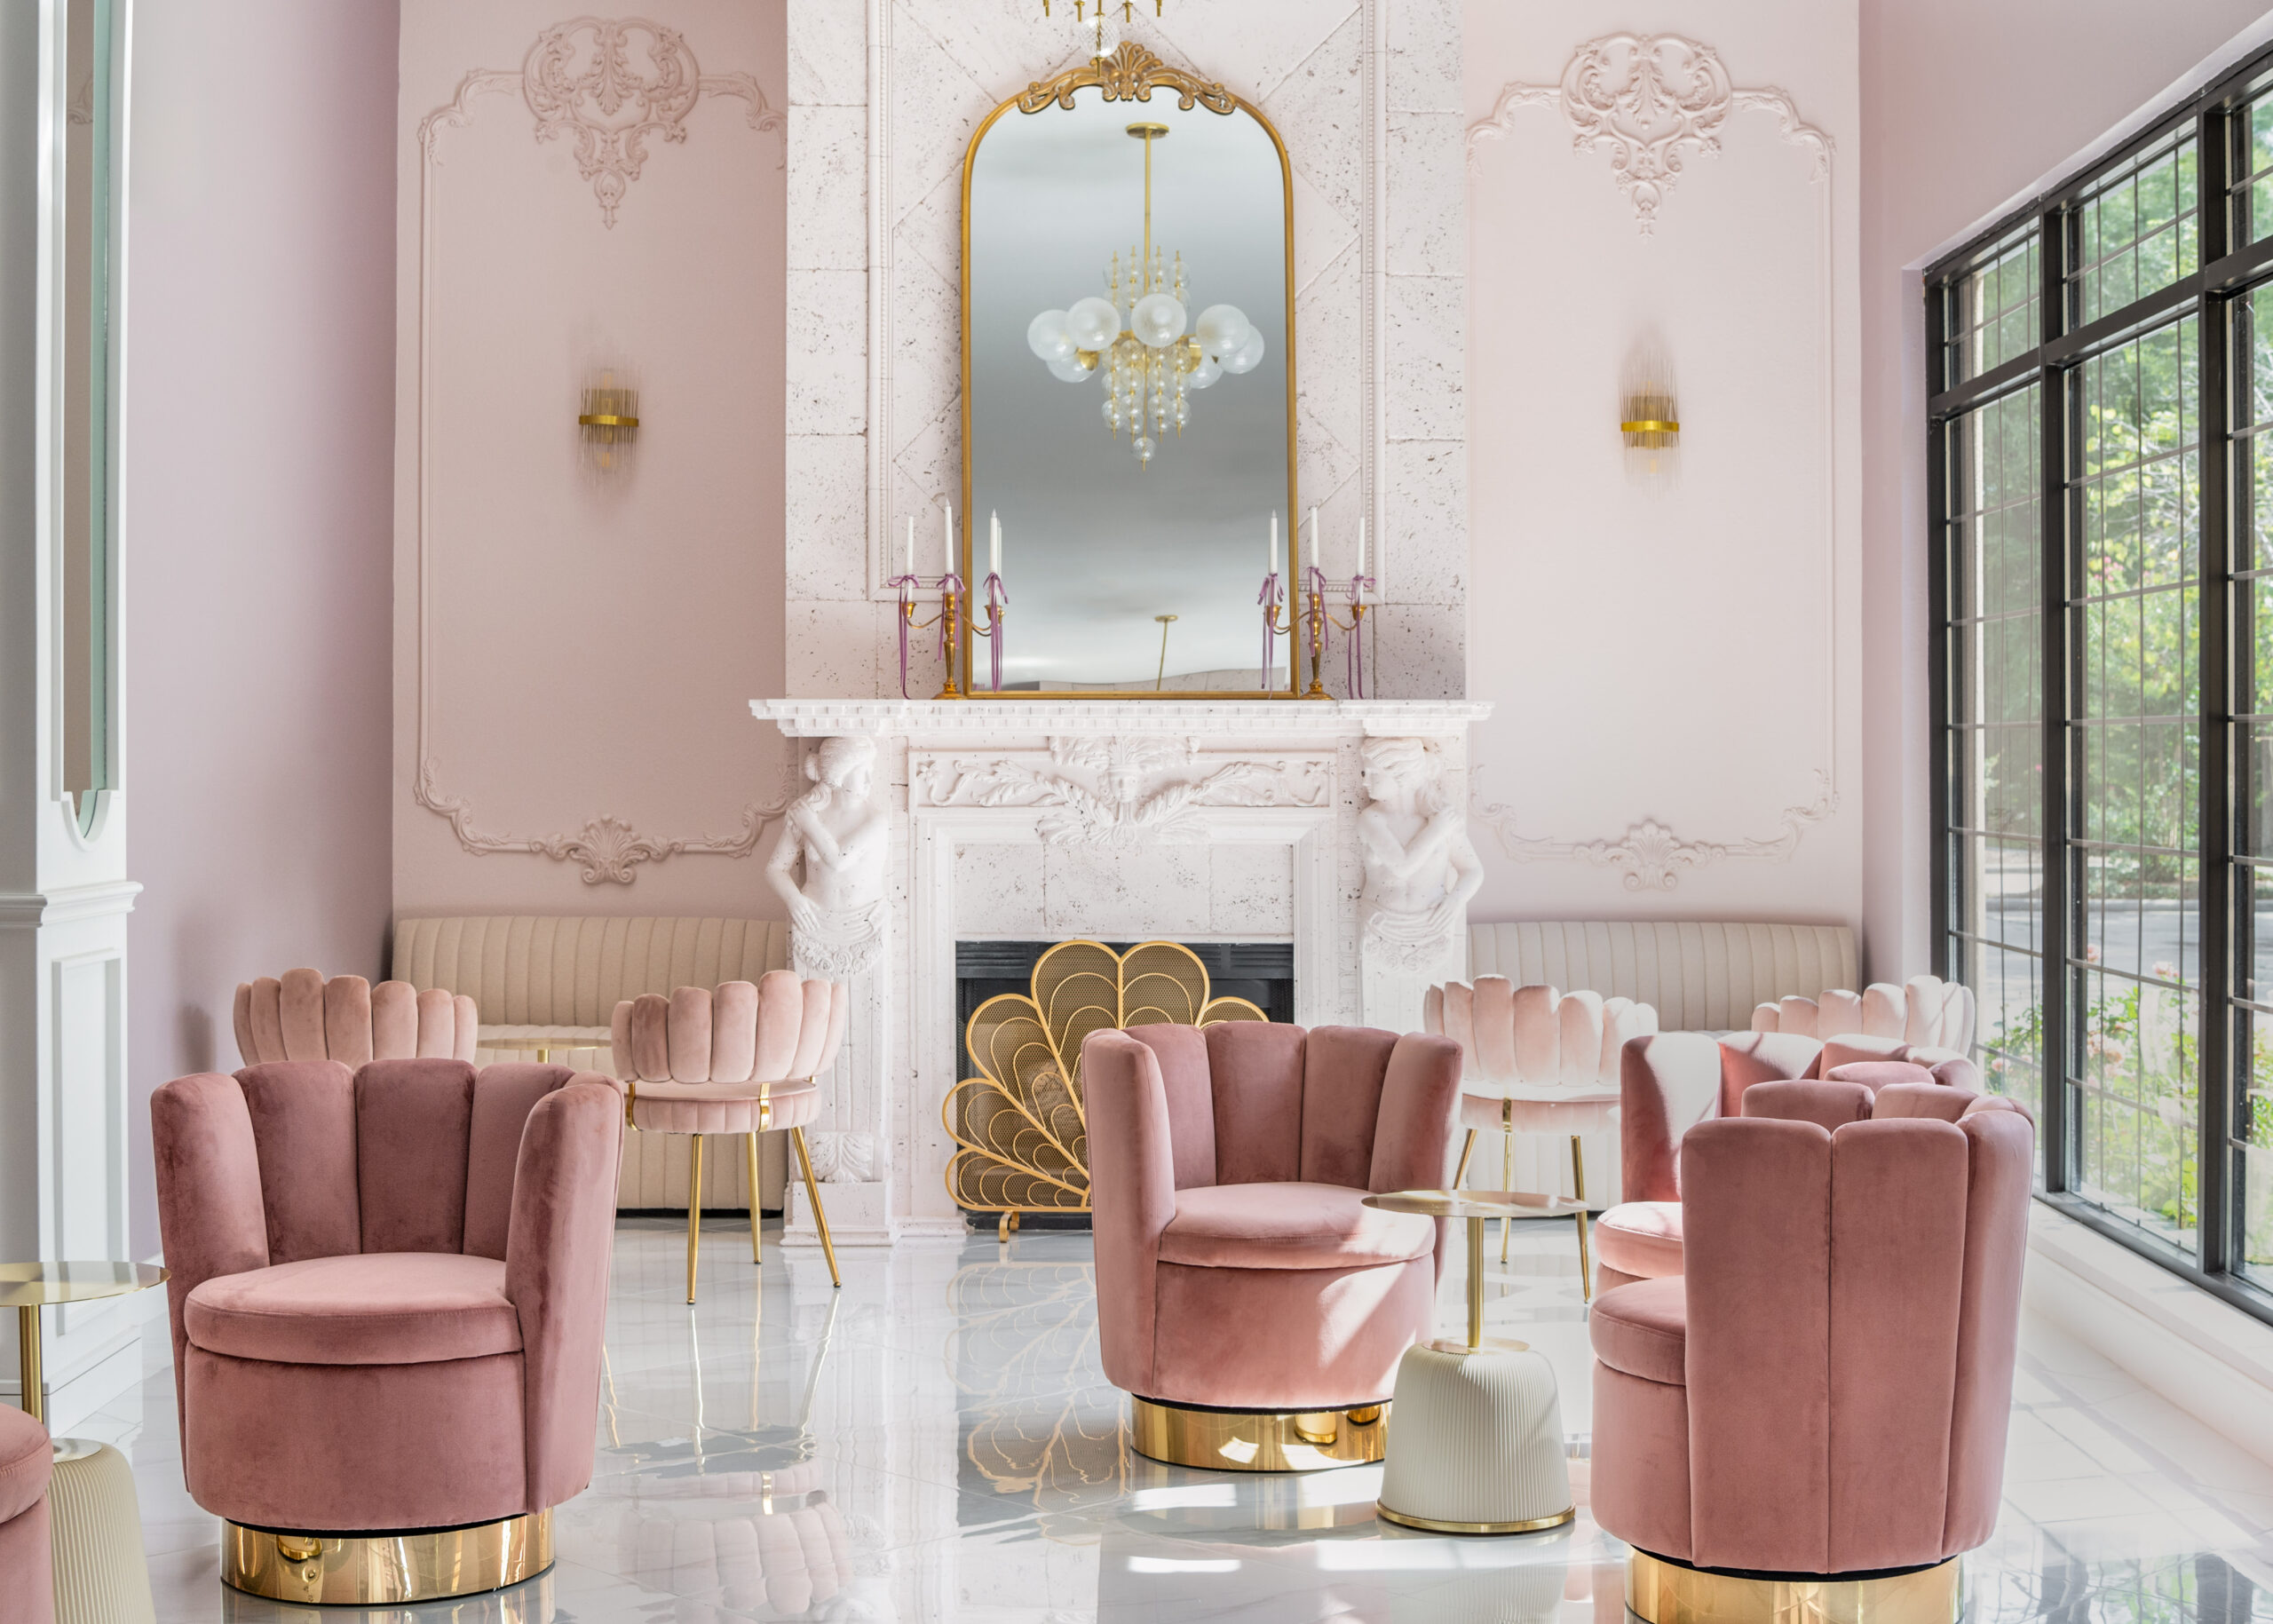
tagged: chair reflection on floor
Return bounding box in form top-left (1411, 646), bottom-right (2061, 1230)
top-left (607, 1292), bottom-right (856, 1619)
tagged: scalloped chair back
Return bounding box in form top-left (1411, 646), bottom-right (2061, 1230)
top-left (1750, 973), bottom-right (1976, 1053)
top-left (234, 969), bottom-right (477, 1067)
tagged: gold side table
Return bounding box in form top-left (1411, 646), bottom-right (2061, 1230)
top-left (1362, 1191), bottom-right (1577, 1535)
top-left (0, 1262), bottom-right (168, 1429)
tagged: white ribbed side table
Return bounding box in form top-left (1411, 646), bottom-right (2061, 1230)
top-left (48, 1439), bottom-right (156, 1624)
top-left (1363, 1190), bottom-right (1577, 1535)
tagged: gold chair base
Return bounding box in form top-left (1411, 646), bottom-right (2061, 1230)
top-left (1376, 1501), bottom-right (1574, 1535)
top-left (1628, 1549), bottom-right (1961, 1624)
top-left (221, 1511), bottom-right (553, 1604)
top-left (1129, 1397), bottom-right (1389, 1472)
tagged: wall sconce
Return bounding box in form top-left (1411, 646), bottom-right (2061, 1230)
top-left (1620, 344), bottom-right (1679, 493)
top-left (578, 368), bottom-right (639, 477)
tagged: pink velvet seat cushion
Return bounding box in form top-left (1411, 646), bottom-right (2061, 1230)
top-left (1589, 1276), bottom-right (1686, 1386)
top-left (185, 1253), bottom-right (521, 1366)
top-left (628, 1079), bottom-right (821, 1136)
top-left (1826, 1060), bottom-right (1936, 1095)
top-left (1595, 1200), bottom-right (1684, 1282)
top-left (1156, 1182), bottom-right (1435, 1271)
top-left (1458, 1084), bottom-right (1620, 1137)
top-left (0, 1404), bottom-right (51, 1525)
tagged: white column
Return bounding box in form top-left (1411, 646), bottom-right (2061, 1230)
top-left (0, 0), bottom-right (144, 1432)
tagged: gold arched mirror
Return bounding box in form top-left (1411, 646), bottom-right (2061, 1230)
top-left (959, 45), bottom-right (1296, 697)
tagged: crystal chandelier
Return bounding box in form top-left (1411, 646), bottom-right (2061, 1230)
top-left (1024, 123), bottom-right (1263, 467)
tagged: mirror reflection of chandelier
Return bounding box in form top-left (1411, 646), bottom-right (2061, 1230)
top-left (1024, 123), bottom-right (1264, 468)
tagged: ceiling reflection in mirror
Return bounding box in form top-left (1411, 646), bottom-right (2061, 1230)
top-left (963, 69), bottom-right (1294, 693)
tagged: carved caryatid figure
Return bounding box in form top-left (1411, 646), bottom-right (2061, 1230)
top-left (1358, 737), bottom-right (1483, 970)
top-left (766, 735), bottom-right (888, 978)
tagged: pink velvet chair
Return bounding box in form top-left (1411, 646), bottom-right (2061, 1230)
top-left (1083, 1022), bottom-right (1463, 1470)
top-left (151, 1059), bottom-right (622, 1605)
top-left (234, 968), bottom-right (478, 1066)
top-left (613, 973), bottom-right (848, 1299)
top-left (0, 1406), bottom-right (52, 1624)
top-left (1594, 1032), bottom-right (2001, 1291)
top-left (1588, 1105), bottom-right (2031, 1599)
top-left (1750, 971), bottom-right (1976, 1052)
top-left (1426, 978), bottom-right (1658, 1298)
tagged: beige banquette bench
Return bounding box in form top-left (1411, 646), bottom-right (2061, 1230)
top-left (392, 915), bottom-right (794, 1211)
top-left (1469, 919), bottom-right (1858, 1034)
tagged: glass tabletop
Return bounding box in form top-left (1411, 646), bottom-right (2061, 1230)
top-left (1363, 1189), bottom-right (1588, 1221)
top-left (0, 1261), bottom-right (167, 1308)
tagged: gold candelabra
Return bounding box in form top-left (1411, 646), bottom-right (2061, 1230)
top-left (894, 571), bottom-right (965, 700)
top-left (1301, 568), bottom-right (1376, 699)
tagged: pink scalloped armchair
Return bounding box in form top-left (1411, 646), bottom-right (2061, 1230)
top-left (0, 1406), bottom-right (51, 1624)
top-left (1588, 1105), bottom-right (2031, 1582)
top-left (151, 1059), bottom-right (622, 1584)
top-left (1751, 971), bottom-right (1976, 1051)
top-left (613, 972), bottom-right (847, 1299)
top-left (1594, 1032), bottom-right (2007, 1291)
top-left (1082, 1023), bottom-right (1463, 1467)
top-left (234, 969), bottom-right (478, 1066)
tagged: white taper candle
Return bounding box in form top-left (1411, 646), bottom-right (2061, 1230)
top-left (991, 511), bottom-right (1002, 579)
top-left (942, 503), bottom-right (954, 577)
top-left (1269, 511), bottom-right (1279, 579)
top-left (904, 515), bottom-right (915, 580)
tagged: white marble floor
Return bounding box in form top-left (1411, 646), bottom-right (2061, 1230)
top-left (70, 1215), bottom-right (2273, 1623)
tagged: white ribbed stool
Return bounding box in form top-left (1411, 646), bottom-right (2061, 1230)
top-left (48, 1439), bottom-right (155, 1624)
top-left (1376, 1341), bottom-right (1572, 1533)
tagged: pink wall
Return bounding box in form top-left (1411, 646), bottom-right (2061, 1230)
top-left (1462, 2), bottom-right (1863, 931)
top-left (1858, 0), bottom-right (2273, 981)
top-left (123, 0), bottom-right (401, 1257)
top-left (390, 1), bottom-right (790, 922)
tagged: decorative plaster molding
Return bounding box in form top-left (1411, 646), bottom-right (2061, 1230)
top-left (806, 1129), bottom-right (878, 1184)
top-left (1465, 33), bottom-right (1830, 234)
top-left (1358, 737), bottom-right (1480, 971)
top-left (414, 762), bottom-right (788, 885)
top-left (1477, 772), bottom-right (1838, 891)
top-left (912, 737), bottom-right (1330, 847)
top-left (752, 697), bottom-right (1492, 739)
top-left (524, 17), bottom-right (786, 226)
top-left (413, 24), bottom-right (784, 883)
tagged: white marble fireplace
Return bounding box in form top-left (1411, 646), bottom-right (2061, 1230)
top-left (753, 697), bottom-right (1489, 1246)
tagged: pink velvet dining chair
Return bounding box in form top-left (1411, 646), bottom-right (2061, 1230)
top-left (612, 972), bottom-right (848, 1300)
top-left (150, 1058), bottom-right (622, 1605)
top-left (1588, 1104), bottom-right (2032, 1613)
top-left (234, 968), bottom-right (477, 1066)
top-left (1425, 977), bottom-right (1658, 1298)
top-left (1082, 1021), bottom-right (1463, 1471)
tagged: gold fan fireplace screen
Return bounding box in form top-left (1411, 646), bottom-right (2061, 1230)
top-left (947, 939), bottom-right (1266, 1239)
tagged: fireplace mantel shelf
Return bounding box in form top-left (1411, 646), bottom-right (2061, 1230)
top-left (751, 698), bottom-right (1493, 740)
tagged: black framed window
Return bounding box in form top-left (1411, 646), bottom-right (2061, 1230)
top-left (1931, 65), bottom-right (2273, 1321)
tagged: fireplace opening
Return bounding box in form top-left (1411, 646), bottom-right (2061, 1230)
top-left (953, 939), bottom-right (1295, 1230)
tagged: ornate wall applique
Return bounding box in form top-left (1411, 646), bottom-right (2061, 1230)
top-left (413, 762), bottom-right (785, 884)
top-left (1477, 772), bottom-right (1838, 892)
top-left (522, 16), bottom-right (784, 226)
top-left (912, 737), bottom-right (1331, 847)
top-left (1466, 32), bottom-right (1830, 233)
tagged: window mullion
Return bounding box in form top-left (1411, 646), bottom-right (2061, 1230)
top-left (2041, 198), bottom-right (2073, 1196)
top-left (2200, 102), bottom-right (2236, 1273)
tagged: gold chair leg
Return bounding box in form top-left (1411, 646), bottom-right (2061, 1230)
top-left (790, 1126), bottom-right (842, 1289)
top-left (1453, 1128), bottom-right (1477, 1190)
top-left (686, 1134), bottom-right (705, 1304)
top-left (747, 1131), bottom-right (764, 1264)
top-left (1501, 1121), bottom-right (1515, 1264)
top-left (1571, 1133), bottom-right (1593, 1303)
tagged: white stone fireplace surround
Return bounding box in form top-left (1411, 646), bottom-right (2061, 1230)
top-left (754, 697), bottom-right (1488, 1246)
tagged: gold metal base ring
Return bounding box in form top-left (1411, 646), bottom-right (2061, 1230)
top-left (1376, 1501), bottom-right (1575, 1535)
top-left (1129, 1397), bottom-right (1389, 1471)
top-left (221, 1510), bottom-right (554, 1604)
top-left (1628, 1549), bottom-right (1961, 1624)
